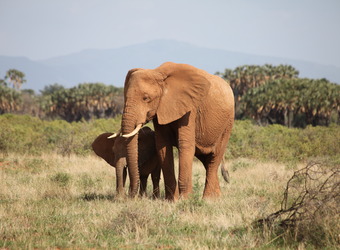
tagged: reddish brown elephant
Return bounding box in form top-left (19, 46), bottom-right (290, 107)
top-left (120, 62), bottom-right (234, 200)
top-left (91, 127), bottom-right (161, 198)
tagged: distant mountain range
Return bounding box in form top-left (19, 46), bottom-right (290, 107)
top-left (1, 40), bottom-right (339, 92)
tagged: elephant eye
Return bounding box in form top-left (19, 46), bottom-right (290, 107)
top-left (143, 95), bottom-right (151, 102)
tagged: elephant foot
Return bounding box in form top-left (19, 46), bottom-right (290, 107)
top-left (151, 188), bottom-right (160, 199)
top-left (165, 194), bottom-right (178, 202)
top-left (178, 190), bottom-right (194, 200)
top-left (163, 180), bottom-right (179, 201)
top-left (116, 188), bottom-right (126, 199)
top-left (139, 189), bottom-right (146, 197)
top-left (202, 185), bottom-right (221, 199)
top-left (165, 188), bottom-right (179, 201)
top-left (115, 193), bottom-right (127, 202)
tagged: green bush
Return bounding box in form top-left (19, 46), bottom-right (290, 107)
top-left (228, 120), bottom-right (340, 162)
top-left (0, 114), bottom-right (339, 163)
top-left (0, 114), bottom-right (121, 156)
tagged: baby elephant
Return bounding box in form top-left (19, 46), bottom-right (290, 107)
top-left (92, 127), bottom-right (161, 198)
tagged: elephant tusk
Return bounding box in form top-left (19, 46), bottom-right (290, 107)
top-left (107, 129), bottom-right (122, 139)
top-left (107, 133), bottom-right (117, 139)
top-left (122, 124), bottom-right (142, 138)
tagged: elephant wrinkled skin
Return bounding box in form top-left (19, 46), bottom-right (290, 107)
top-left (91, 127), bottom-right (161, 198)
top-left (121, 62), bottom-right (234, 200)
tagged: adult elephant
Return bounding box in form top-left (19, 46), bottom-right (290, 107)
top-left (92, 127), bottom-right (161, 198)
top-left (121, 62), bottom-right (234, 200)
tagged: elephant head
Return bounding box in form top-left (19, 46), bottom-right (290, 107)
top-left (121, 62), bottom-right (211, 197)
top-left (91, 132), bottom-right (127, 195)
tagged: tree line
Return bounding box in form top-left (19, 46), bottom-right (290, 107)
top-left (1, 69), bottom-right (124, 122)
top-left (1, 65), bottom-right (339, 126)
top-left (217, 64), bottom-right (340, 127)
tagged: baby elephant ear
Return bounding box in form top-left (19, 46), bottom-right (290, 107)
top-left (156, 62), bottom-right (211, 125)
top-left (91, 133), bottom-right (116, 166)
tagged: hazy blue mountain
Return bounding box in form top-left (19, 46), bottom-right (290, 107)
top-left (1, 40), bottom-right (339, 92)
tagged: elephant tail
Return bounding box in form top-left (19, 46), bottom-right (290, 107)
top-left (220, 162), bottom-right (230, 183)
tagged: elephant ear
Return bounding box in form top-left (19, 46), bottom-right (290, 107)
top-left (92, 133), bottom-right (116, 166)
top-left (156, 62), bottom-right (211, 125)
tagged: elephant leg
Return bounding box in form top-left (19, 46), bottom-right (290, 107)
top-left (154, 122), bottom-right (178, 201)
top-left (139, 175), bottom-right (148, 196)
top-left (151, 161), bottom-right (161, 199)
top-left (158, 144), bottom-right (177, 200)
top-left (116, 166), bottom-right (125, 196)
top-left (123, 167), bottom-right (127, 186)
top-left (202, 133), bottom-right (231, 198)
top-left (200, 153), bottom-right (221, 198)
top-left (177, 112), bottom-right (196, 198)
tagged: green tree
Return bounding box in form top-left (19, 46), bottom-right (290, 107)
top-left (242, 78), bottom-right (340, 127)
top-left (217, 64), bottom-right (299, 118)
top-left (0, 79), bottom-right (6, 87)
top-left (40, 83), bottom-right (65, 95)
top-left (40, 83), bottom-right (124, 122)
top-left (4, 69), bottom-right (26, 90)
top-left (0, 85), bottom-right (22, 114)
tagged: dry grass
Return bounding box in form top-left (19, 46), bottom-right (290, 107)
top-left (256, 162), bottom-right (340, 247)
top-left (0, 154), bottom-right (338, 249)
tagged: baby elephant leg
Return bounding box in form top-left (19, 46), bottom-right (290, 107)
top-left (139, 175), bottom-right (148, 196)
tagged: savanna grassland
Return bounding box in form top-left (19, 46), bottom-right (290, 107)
top-left (0, 114), bottom-right (339, 249)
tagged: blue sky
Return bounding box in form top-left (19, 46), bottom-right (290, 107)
top-left (1, 0), bottom-right (339, 67)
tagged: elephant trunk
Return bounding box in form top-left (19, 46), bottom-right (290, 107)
top-left (122, 112), bottom-right (140, 197)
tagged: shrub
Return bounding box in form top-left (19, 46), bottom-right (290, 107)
top-left (0, 114), bottom-right (121, 156)
top-left (255, 162), bottom-right (340, 248)
top-left (228, 120), bottom-right (340, 162)
top-left (0, 114), bottom-right (339, 163)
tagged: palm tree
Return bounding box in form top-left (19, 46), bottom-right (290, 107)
top-left (4, 69), bottom-right (26, 90)
top-left (0, 79), bottom-right (6, 87)
top-left (242, 78), bottom-right (340, 127)
top-left (218, 64), bottom-right (299, 119)
top-left (0, 85), bottom-right (21, 114)
top-left (40, 83), bottom-right (124, 122)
